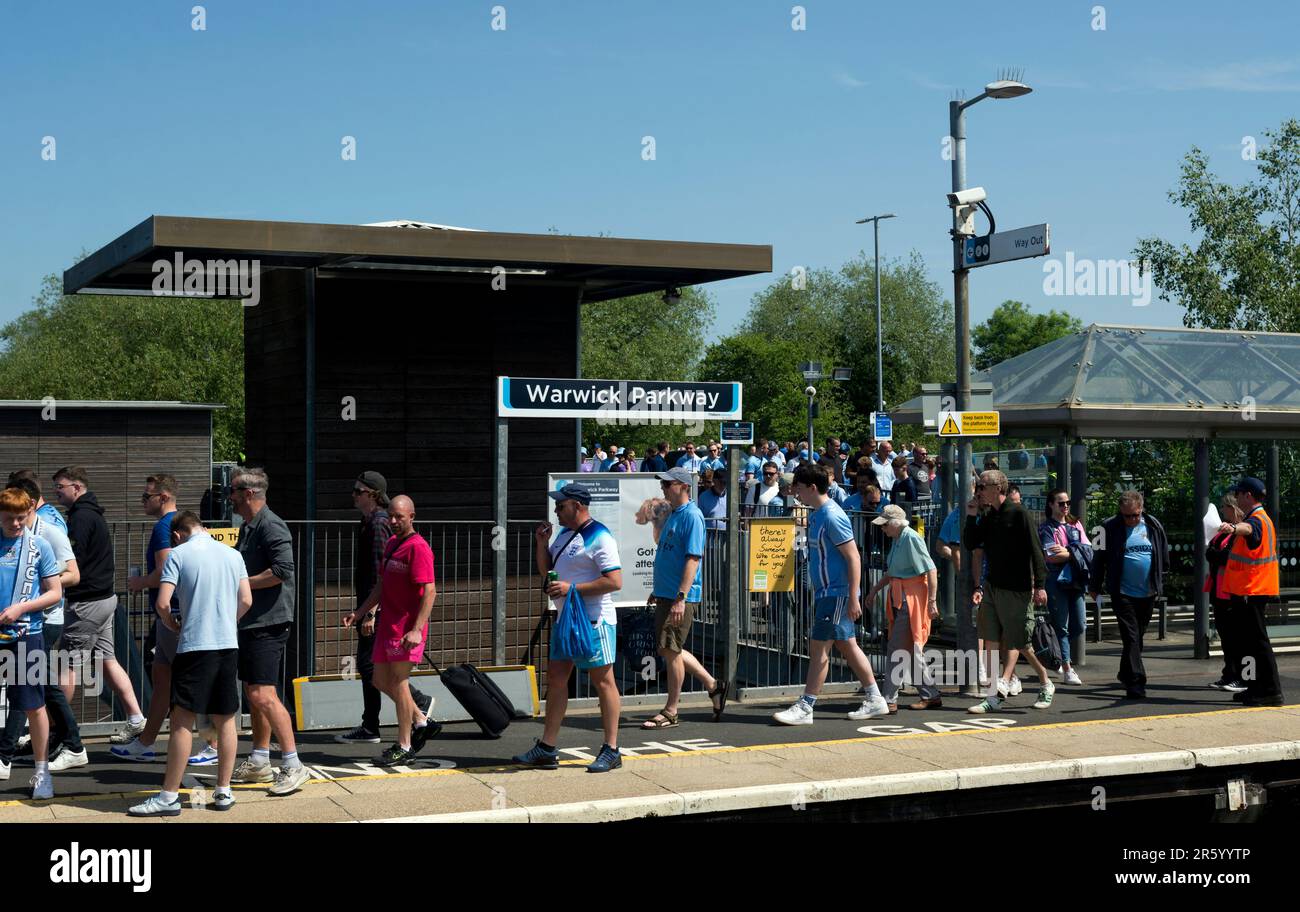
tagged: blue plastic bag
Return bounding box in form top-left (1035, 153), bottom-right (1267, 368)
top-left (551, 585), bottom-right (598, 663)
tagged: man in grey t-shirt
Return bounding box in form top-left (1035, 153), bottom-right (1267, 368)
top-left (226, 468), bottom-right (306, 796)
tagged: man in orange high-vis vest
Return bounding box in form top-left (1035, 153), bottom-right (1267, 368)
top-left (1218, 477), bottom-right (1284, 706)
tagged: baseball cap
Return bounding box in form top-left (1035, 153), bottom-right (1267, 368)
top-left (799, 449), bottom-right (809, 459)
top-left (580, 447), bottom-right (588, 455)
top-left (872, 504), bottom-right (908, 526)
top-left (1230, 476), bottom-right (1266, 497)
top-left (356, 471), bottom-right (389, 506)
top-left (548, 483), bottom-right (593, 505)
top-left (840, 442), bottom-right (851, 453)
top-left (656, 468), bottom-right (695, 486)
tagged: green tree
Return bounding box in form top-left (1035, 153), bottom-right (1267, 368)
top-left (1133, 118), bottom-right (1300, 332)
top-left (696, 332), bottom-right (857, 444)
top-left (579, 286), bottom-right (715, 453)
top-left (0, 274), bottom-right (245, 461)
top-left (704, 251), bottom-right (953, 446)
top-left (971, 300), bottom-right (1083, 371)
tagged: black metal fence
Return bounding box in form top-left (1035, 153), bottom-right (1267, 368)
top-left (54, 503), bottom-right (1298, 732)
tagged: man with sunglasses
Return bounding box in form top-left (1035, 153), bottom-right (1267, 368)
top-left (1089, 490), bottom-right (1168, 700)
top-left (336, 472), bottom-right (432, 744)
top-left (745, 462), bottom-right (786, 517)
top-left (701, 443), bottom-right (726, 473)
top-left (965, 470), bottom-right (1055, 712)
top-left (113, 475), bottom-right (181, 762)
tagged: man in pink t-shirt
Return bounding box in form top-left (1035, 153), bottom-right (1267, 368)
top-left (344, 495), bottom-right (438, 766)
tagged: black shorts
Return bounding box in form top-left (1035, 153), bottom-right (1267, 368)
top-left (171, 649), bottom-right (240, 715)
top-left (237, 623), bottom-right (291, 685)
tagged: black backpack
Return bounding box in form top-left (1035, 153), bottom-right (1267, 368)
top-left (1031, 615), bottom-right (1063, 670)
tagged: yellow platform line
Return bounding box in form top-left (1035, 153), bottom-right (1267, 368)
top-left (4, 704), bottom-right (1296, 812)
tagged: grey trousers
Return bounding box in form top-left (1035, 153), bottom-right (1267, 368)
top-left (880, 606), bottom-right (941, 704)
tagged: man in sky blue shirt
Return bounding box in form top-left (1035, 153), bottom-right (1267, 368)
top-left (773, 464), bottom-right (889, 726)
top-left (129, 511), bottom-right (252, 817)
top-left (675, 443), bottom-right (705, 473)
top-left (697, 469), bottom-right (729, 530)
top-left (642, 468), bottom-right (727, 728)
top-left (700, 443), bottom-right (726, 473)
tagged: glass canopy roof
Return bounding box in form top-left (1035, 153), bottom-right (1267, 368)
top-left (977, 325), bottom-right (1300, 410)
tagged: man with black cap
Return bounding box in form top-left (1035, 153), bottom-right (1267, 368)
top-left (514, 483), bottom-right (624, 773)
top-left (336, 472), bottom-right (431, 744)
top-left (1219, 477), bottom-right (1285, 706)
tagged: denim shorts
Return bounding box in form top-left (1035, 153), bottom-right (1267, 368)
top-left (810, 596), bottom-right (856, 642)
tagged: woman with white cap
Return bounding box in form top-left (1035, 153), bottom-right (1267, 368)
top-left (864, 505), bottom-right (941, 711)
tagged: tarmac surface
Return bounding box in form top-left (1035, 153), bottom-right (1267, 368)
top-left (3, 635), bottom-right (1298, 821)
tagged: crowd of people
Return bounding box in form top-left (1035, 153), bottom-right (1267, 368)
top-left (0, 466), bottom-right (443, 813)
top-left (583, 435), bottom-right (944, 521)
top-left (0, 448), bottom-right (1286, 814)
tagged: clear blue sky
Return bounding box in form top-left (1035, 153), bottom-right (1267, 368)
top-left (2, 1), bottom-right (1296, 340)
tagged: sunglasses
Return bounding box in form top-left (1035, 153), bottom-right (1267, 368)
top-left (1121, 511), bottom-right (1142, 520)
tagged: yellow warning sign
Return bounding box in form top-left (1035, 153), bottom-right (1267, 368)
top-left (936, 410), bottom-right (1000, 437)
top-left (207, 527), bottom-right (242, 547)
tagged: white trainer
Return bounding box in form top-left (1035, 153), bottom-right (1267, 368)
top-left (0, 758), bottom-right (10, 781)
top-left (48, 747), bottom-right (89, 771)
top-left (773, 701), bottom-right (814, 725)
top-left (1063, 669), bottom-right (1083, 686)
top-left (847, 697), bottom-right (891, 720)
top-left (30, 771), bottom-right (54, 800)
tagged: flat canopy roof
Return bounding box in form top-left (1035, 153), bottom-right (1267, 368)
top-left (64, 216), bottom-right (772, 302)
top-left (0, 400), bottom-right (222, 410)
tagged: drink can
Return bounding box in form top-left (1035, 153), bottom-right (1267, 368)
top-left (547, 571), bottom-right (558, 584)
top-left (129, 564), bottom-right (142, 578)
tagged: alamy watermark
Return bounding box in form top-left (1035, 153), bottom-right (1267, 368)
top-left (1042, 252), bottom-right (1151, 307)
top-left (151, 253), bottom-right (261, 307)
top-left (0, 641), bottom-right (105, 695)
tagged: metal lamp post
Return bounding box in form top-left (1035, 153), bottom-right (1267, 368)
top-left (855, 213), bottom-right (896, 414)
top-left (947, 75), bottom-right (1032, 513)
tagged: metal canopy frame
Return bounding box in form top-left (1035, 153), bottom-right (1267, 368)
top-left (64, 216), bottom-right (772, 303)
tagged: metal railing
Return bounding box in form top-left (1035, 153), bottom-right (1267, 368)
top-left (50, 499), bottom-right (949, 730)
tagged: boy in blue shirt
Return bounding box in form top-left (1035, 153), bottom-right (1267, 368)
top-left (0, 488), bottom-right (64, 799)
top-left (774, 465), bottom-right (890, 725)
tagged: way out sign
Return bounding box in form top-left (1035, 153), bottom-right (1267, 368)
top-left (962, 224), bottom-right (1049, 269)
top-left (937, 411), bottom-right (1000, 437)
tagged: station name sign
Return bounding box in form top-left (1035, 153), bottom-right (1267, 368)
top-left (498, 377), bottom-right (743, 420)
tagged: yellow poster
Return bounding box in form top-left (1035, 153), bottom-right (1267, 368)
top-left (749, 518), bottom-right (796, 592)
top-left (207, 527), bottom-right (242, 547)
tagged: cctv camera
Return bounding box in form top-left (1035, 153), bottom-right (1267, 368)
top-left (947, 187), bottom-right (987, 207)
top-left (805, 386), bottom-right (817, 398)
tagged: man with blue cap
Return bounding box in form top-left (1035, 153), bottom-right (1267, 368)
top-left (514, 484), bottom-right (625, 772)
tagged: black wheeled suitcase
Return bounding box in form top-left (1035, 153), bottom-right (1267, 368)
top-left (430, 660), bottom-right (520, 738)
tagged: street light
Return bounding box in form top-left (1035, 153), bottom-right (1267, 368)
top-left (943, 70), bottom-right (1031, 660)
top-left (948, 71), bottom-right (1032, 495)
top-left (854, 213), bottom-right (896, 413)
top-left (798, 363), bottom-right (852, 458)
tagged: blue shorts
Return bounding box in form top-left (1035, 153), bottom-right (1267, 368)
top-left (810, 596), bottom-right (856, 642)
top-left (553, 619), bottom-right (617, 671)
top-left (0, 635), bottom-right (46, 712)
